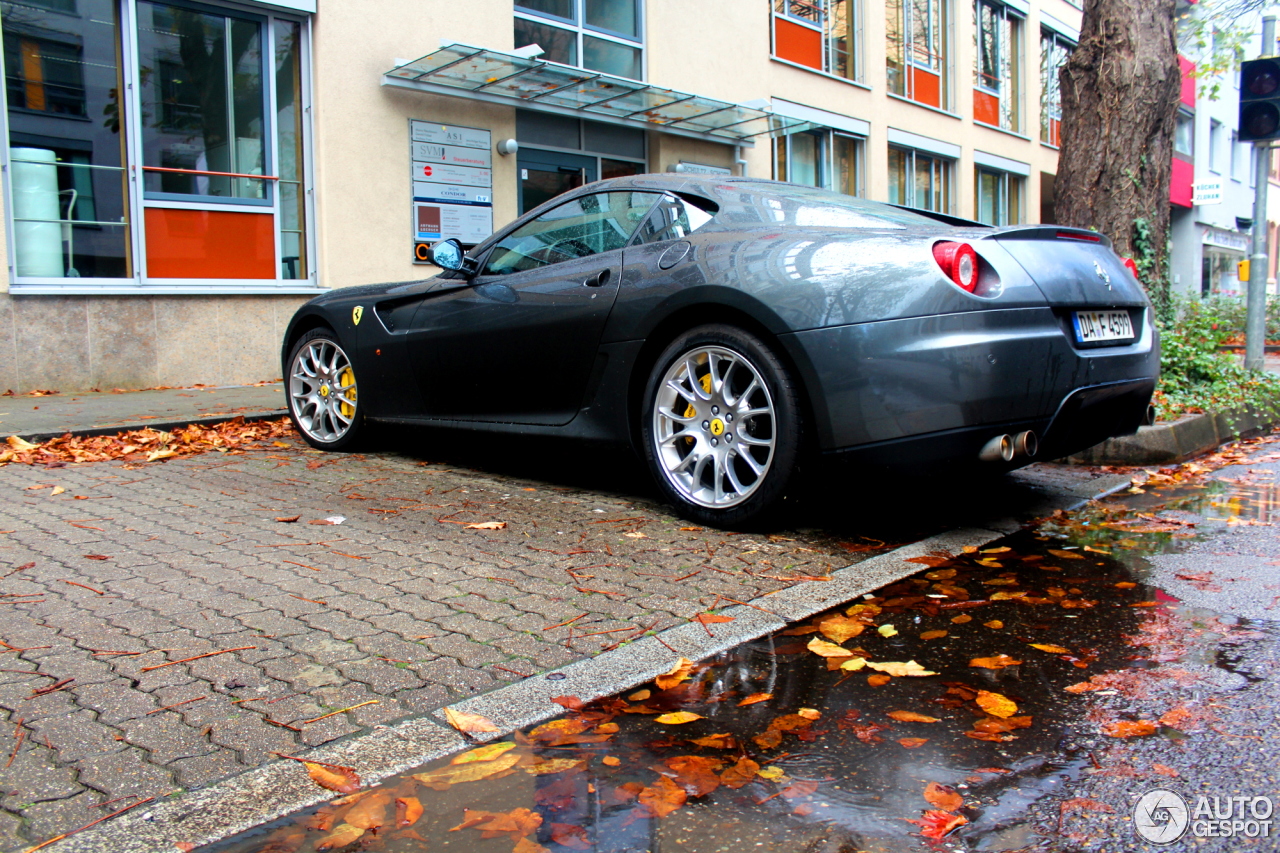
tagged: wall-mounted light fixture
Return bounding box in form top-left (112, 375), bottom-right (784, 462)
top-left (496, 139), bottom-right (519, 156)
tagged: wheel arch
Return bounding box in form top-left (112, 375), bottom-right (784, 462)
top-left (280, 310), bottom-right (336, 376)
top-left (625, 301), bottom-right (830, 452)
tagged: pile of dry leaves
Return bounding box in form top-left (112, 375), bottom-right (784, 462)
top-left (1, 417), bottom-right (294, 467)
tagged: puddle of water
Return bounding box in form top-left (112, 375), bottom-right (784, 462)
top-left (199, 465), bottom-right (1279, 853)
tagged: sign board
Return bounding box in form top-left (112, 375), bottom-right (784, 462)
top-left (410, 120), bottom-right (493, 259)
top-left (1192, 181), bottom-right (1223, 205)
top-left (670, 161), bottom-right (732, 175)
top-left (1202, 227), bottom-right (1249, 252)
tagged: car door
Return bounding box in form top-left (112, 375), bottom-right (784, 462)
top-left (407, 190), bottom-right (662, 425)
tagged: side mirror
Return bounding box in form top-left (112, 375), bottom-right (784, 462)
top-left (428, 239), bottom-right (478, 276)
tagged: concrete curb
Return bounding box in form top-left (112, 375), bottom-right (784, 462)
top-left (1066, 408), bottom-right (1280, 466)
top-left (16, 410), bottom-right (289, 445)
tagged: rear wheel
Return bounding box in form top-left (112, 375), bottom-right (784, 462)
top-left (641, 325), bottom-right (803, 527)
top-left (287, 328), bottom-right (364, 450)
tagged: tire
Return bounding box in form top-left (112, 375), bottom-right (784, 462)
top-left (286, 328), bottom-right (365, 451)
top-left (640, 324), bottom-right (803, 528)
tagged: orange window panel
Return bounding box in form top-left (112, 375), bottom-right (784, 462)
top-left (911, 67), bottom-right (941, 109)
top-left (973, 89), bottom-right (999, 126)
top-left (1048, 117), bottom-right (1061, 148)
top-left (144, 208), bottom-right (276, 279)
top-left (774, 17), bottom-right (823, 70)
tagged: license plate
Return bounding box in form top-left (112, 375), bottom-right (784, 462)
top-left (1073, 310), bottom-right (1134, 344)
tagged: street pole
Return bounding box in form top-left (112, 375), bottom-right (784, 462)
top-left (1247, 15), bottom-right (1277, 373)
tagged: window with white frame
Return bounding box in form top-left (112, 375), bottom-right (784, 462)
top-left (886, 0), bottom-right (949, 109)
top-left (1039, 29), bottom-right (1072, 146)
top-left (974, 166), bottom-right (1022, 225)
top-left (1208, 119), bottom-right (1223, 174)
top-left (774, 128), bottom-right (863, 196)
top-left (770, 0), bottom-right (860, 82)
top-left (974, 0), bottom-right (1021, 132)
top-left (514, 0), bottom-right (643, 80)
top-left (1, 0), bottom-right (311, 286)
top-left (887, 146), bottom-right (952, 212)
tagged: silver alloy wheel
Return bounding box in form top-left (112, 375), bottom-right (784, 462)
top-left (289, 337), bottom-right (358, 444)
top-left (652, 345), bottom-right (776, 509)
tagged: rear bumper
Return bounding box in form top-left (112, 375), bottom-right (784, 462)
top-left (789, 306), bottom-right (1158, 454)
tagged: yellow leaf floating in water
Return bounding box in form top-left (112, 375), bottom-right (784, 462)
top-left (525, 758), bottom-right (586, 775)
top-left (877, 624), bottom-right (899, 637)
top-left (316, 823), bottom-right (365, 851)
top-left (413, 753), bottom-right (520, 790)
top-left (807, 637), bottom-right (853, 657)
top-left (975, 690), bottom-right (1018, 718)
top-left (1029, 643), bottom-right (1071, 654)
top-left (839, 657), bottom-right (868, 671)
top-left (866, 660), bottom-right (937, 677)
top-left (655, 711), bottom-right (704, 725)
top-left (451, 742), bottom-right (516, 765)
top-left (758, 765), bottom-right (787, 781)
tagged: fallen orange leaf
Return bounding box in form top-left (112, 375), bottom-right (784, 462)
top-left (1102, 720), bottom-right (1158, 738)
top-left (655, 657), bottom-right (695, 690)
top-left (303, 762), bottom-right (361, 795)
top-left (444, 707), bottom-right (499, 734)
top-left (1029, 643), bottom-right (1071, 654)
top-left (655, 711), bottom-right (703, 725)
top-left (867, 674), bottom-right (891, 686)
top-left (451, 742), bottom-right (516, 764)
top-left (464, 521), bottom-right (507, 530)
top-left (975, 690), bottom-right (1017, 718)
top-left (923, 782), bottom-right (963, 811)
top-left (970, 655), bottom-right (1022, 669)
top-left (807, 637), bottom-right (853, 657)
top-left (315, 823), bottom-right (364, 850)
top-left (638, 776), bottom-right (687, 818)
top-left (898, 737), bottom-right (929, 748)
top-left (395, 796), bottom-right (423, 827)
top-left (908, 810), bottom-right (968, 840)
top-left (887, 710), bottom-right (940, 723)
top-left (737, 692), bottom-right (772, 706)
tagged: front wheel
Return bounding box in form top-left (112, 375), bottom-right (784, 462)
top-left (640, 325), bottom-right (803, 527)
top-left (287, 328), bottom-right (365, 450)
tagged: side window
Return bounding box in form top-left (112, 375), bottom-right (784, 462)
top-left (632, 194), bottom-right (717, 245)
top-left (483, 191), bottom-right (661, 275)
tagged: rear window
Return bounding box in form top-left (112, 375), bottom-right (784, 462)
top-left (713, 182), bottom-right (947, 229)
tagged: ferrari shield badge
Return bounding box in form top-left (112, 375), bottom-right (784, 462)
top-left (352, 306), bottom-right (364, 326)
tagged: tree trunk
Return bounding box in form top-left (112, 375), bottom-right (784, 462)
top-left (1054, 0), bottom-right (1181, 319)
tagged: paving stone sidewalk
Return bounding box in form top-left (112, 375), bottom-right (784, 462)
top-left (0, 414), bottom-right (1127, 851)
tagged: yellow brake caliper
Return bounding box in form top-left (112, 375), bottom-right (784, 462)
top-left (337, 367), bottom-right (357, 418)
top-left (683, 372), bottom-right (713, 443)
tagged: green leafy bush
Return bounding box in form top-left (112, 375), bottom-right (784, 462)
top-left (1185, 293), bottom-right (1280, 344)
top-left (1154, 295), bottom-right (1280, 420)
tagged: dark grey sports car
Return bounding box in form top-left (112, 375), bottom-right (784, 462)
top-left (282, 174), bottom-right (1157, 526)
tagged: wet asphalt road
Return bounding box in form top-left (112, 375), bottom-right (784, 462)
top-left (1024, 438), bottom-right (1280, 852)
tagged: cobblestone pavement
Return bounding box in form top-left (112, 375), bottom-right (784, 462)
top-left (0, 427), bottom-right (1115, 850)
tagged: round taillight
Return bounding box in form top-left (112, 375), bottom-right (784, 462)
top-left (1122, 257), bottom-right (1139, 278)
top-left (932, 241), bottom-right (980, 292)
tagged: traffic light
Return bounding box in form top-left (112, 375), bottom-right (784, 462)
top-left (1239, 58), bottom-right (1280, 141)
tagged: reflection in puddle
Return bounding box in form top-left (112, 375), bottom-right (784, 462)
top-left (202, 469), bottom-right (1278, 853)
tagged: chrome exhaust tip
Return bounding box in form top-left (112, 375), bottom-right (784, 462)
top-left (1144, 404), bottom-right (1157, 426)
top-left (979, 434), bottom-right (1015, 463)
top-left (1013, 430), bottom-right (1038, 458)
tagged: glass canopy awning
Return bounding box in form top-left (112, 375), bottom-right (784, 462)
top-left (384, 44), bottom-right (813, 146)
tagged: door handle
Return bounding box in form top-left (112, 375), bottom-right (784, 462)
top-left (584, 268), bottom-right (611, 288)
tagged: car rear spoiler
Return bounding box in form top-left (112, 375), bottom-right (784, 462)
top-left (987, 225), bottom-right (1115, 249)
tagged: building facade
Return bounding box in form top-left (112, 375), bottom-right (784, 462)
top-left (0, 0), bottom-right (1085, 393)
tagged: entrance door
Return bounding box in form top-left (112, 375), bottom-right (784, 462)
top-left (518, 149), bottom-right (597, 215)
